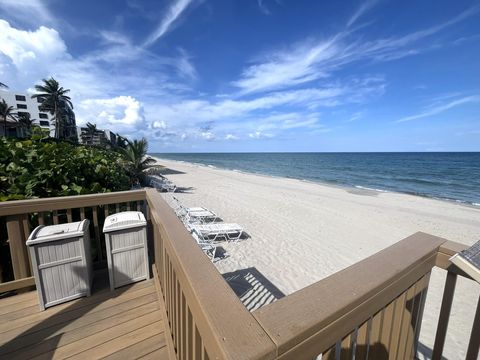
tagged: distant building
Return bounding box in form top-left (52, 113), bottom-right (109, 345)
top-left (0, 88), bottom-right (77, 139)
top-left (77, 126), bottom-right (121, 147)
top-left (0, 89), bottom-right (55, 136)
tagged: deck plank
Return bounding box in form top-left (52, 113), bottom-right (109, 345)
top-left (34, 312), bottom-right (163, 360)
top-left (0, 276), bottom-right (171, 360)
top-left (0, 291), bottom-right (157, 346)
top-left (0, 290), bottom-right (38, 310)
top-left (0, 282), bottom-right (155, 334)
top-left (0, 298), bottom-right (159, 356)
top-left (67, 321), bottom-right (165, 359)
top-left (102, 333), bottom-right (167, 360)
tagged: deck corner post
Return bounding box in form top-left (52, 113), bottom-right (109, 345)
top-left (6, 214), bottom-right (31, 280)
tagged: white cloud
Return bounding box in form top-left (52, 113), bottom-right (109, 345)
top-left (77, 96), bottom-right (146, 133)
top-left (0, 20), bottom-right (194, 136)
top-left (0, 0), bottom-right (54, 27)
top-left (149, 76), bottom-right (384, 130)
top-left (232, 6), bottom-right (479, 95)
top-left (0, 20), bottom-right (68, 90)
top-left (225, 134), bottom-right (239, 140)
top-left (249, 131), bottom-right (274, 139)
top-left (98, 31), bottom-right (131, 46)
top-left (396, 95), bottom-right (480, 123)
top-left (257, 0), bottom-right (270, 15)
top-left (200, 131), bottom-right (215, 140)
top-left (152, 120), bottom-right (167, 129)
top-left (143, 0), bottom-right (194, 46)
top-left (347, 0), bottom-right (379, 28)
top-left (345, 111), bottom-right (363, 122)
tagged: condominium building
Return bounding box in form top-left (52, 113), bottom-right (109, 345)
top-left (77, 127), bottom-right (121, 147)
top-left (0, 88), bottom-right (77, 138)
top-left (0, 89), bottom-right (54, 136)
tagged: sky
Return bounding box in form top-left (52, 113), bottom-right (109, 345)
top-left (0, 0), bottom-right (479, 152)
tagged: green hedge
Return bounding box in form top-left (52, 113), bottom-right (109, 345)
top-left (0, 137), bottom-right (131, 201)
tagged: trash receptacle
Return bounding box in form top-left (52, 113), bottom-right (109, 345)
top-left (103, 211), bottom-right (149, 290)
top-left (27, 220), bottom-right (92, 310)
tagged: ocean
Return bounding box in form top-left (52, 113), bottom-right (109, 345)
top-left (150, 153), bottom-right (480, 206)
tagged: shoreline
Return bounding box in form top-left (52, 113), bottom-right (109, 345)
top-left (151, 155), bottom-right (480, 210)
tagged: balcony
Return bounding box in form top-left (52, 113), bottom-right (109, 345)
top-left (0, 189), bottom-right (478, 359)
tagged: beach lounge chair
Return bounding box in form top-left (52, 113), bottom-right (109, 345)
top-left (191, 223), bottom-right (244, 242)
top-left (177, 206), bottom-right (218, 225)
top-left (149, 175), bottom-right (176, 192)
top-left (170, 196), bottom-right (218, 223)
top-left (192, 232), bottom-right (217, 261)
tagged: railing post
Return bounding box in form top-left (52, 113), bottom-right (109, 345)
top-left (466, 295), bottom-right (480, 360)
top-left (432, 271), bottom-right (457, 360)
top-left (6, 214), bottom-right (31, 280)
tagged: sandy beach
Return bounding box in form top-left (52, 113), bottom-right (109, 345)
top-left (152, 157), bottom-right (480, 360)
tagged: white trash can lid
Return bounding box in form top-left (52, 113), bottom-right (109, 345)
top-left (103, 211), bottom-right (146, 233)
top-left (27, 219), bottom-right (90, 245)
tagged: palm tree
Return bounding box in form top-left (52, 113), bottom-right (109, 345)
top-left (31, 78), bottom-right (73, 139)
top-left (0, 82), bottom-right (8, 89)
top-left (116, 135), bottom-right (128, 149)
top-left (17, 113), bottom-right (36, 137)
top-left (0, 99), bottom-right (17, 137)
top-left (82, 122), bottom-right (97, 145)
top-left (121, 138), bottom-right (156, 186)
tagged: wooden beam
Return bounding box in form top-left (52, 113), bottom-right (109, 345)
top-left (0, 277), bottom-right (35, 293)
top-left (6, 215), bottom-right (31, 280)
top-left (432, 271), bottom-right (457, 360)
top-left (0, 190), bottom-right (146, 216)
top-left (466, 295), bottom-right (480, 360)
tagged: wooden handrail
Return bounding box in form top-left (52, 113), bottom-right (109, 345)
top-left (0, 189), bottom-right (146, 216)
top-left (146, 189), bottom-right (276, 359)
top-left (252, 232), bottom-right (448, 359)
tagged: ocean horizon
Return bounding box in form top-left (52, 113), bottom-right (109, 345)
top-left (151, 152), bottom-right (480, 207)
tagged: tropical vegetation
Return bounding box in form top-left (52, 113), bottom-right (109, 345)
top-left (0, 99), bottom-right (17, 137)
top-left (31, 78), bottom-right (73, 140)
top-left (17, 113), bottom-right (36, 137)
top-left (0, 136), bottom-right (131, 201)
top-left (121, 137), bottom-right (157, 186)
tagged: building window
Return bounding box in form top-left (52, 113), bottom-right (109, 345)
top-left (39, 113), bottom-right (49, 119)
top-left (17, 104), bottom-right (27, 109)
top-left (39, 120), bottom-right (50, 127)
top-left (15, 95), bottom-right (26, 101)
top-left (17, 111), bottom-right (29, 117)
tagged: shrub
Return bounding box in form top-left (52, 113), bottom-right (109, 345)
top-left (0, 137), bottom-right (130, 201)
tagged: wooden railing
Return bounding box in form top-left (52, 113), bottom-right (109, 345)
top-left (252, 233), bottom-right (444, 359)
top-left (0, 190), bottom-right (146, 293)
top-left (146, 189), bottom-right (276, 359)
top-left (0, 190), bottom-right (478, 359)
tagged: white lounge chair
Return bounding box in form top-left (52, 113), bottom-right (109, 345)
top-left (178, 207), bottom-right (218, 225)
top-left (192, 232), bottom-right (217, 261)
top-left (149, 176), bottom-right (176, 192)
top-left (170, 196), bottom-right (217, 224)
top-left (192, 223), bottom-right (244, 242)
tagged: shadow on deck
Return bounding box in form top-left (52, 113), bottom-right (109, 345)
top-left (0, 270), bottom-right (170, 359)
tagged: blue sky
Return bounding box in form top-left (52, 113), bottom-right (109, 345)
top-left (0, 0), bottom-right (479, 152)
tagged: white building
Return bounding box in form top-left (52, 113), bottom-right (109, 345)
top-left (0, 88), bottom-right (55, 136)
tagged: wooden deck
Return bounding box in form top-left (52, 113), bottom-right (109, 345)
top-left (0, 270), bottom-right (171, 359)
